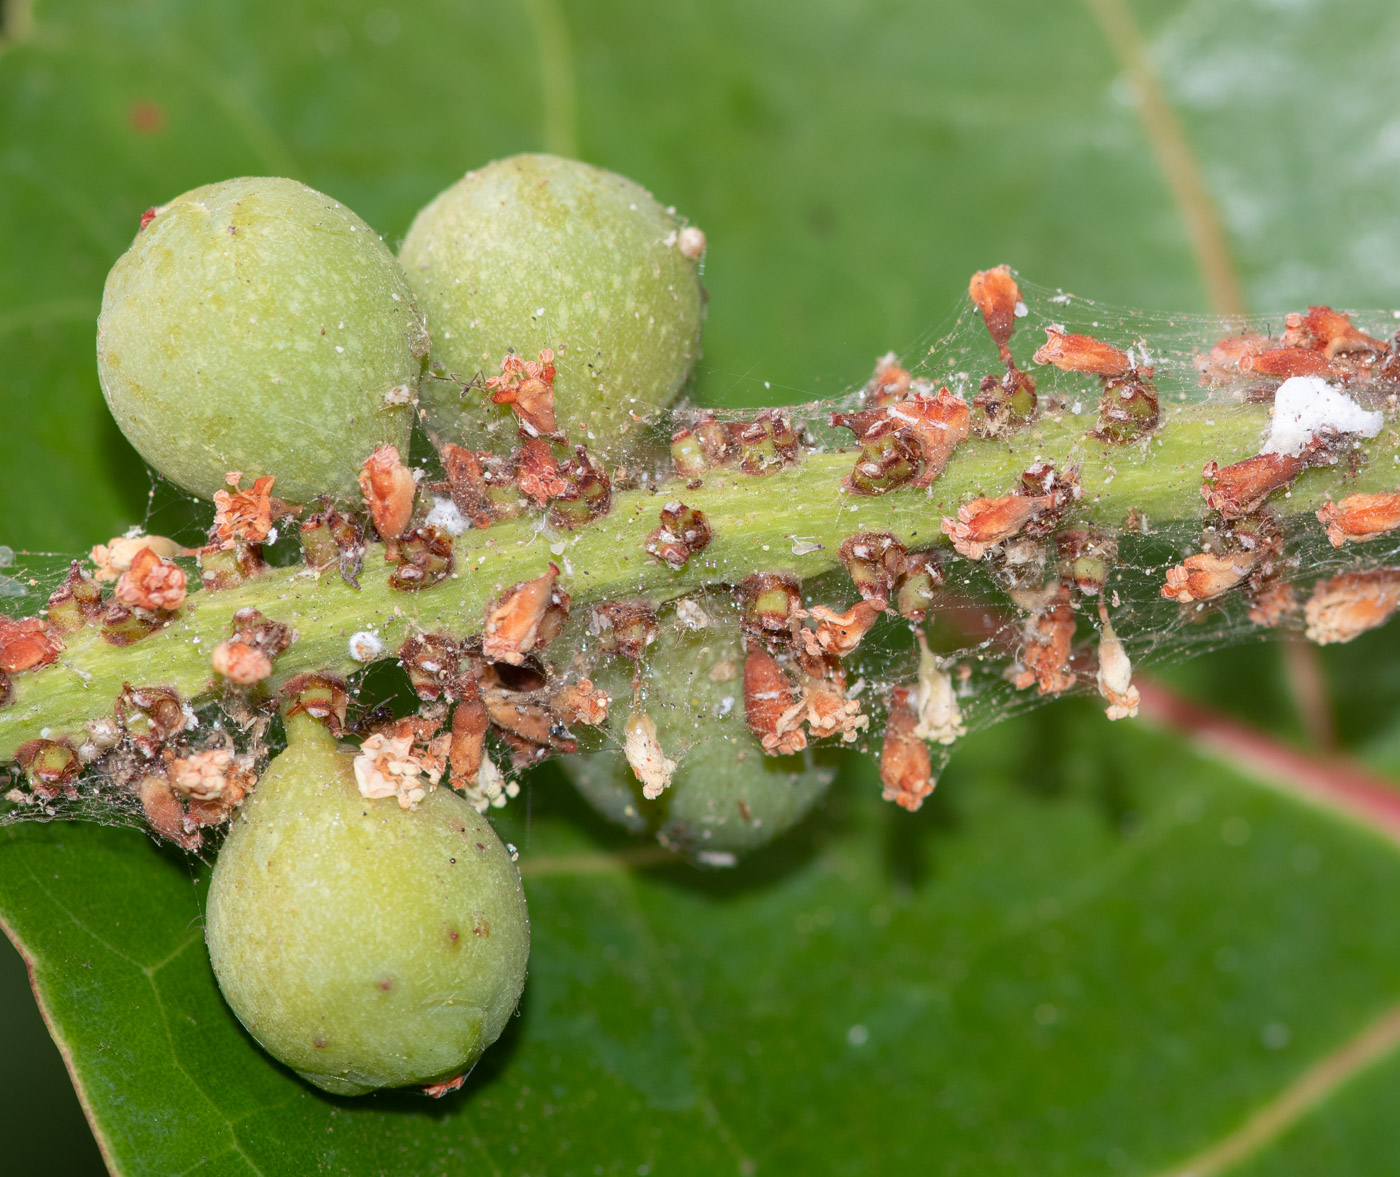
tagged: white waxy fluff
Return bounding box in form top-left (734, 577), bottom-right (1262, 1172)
top-left (1262, 376), bottom-right (1382, 457)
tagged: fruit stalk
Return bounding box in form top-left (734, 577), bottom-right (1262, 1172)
top-left (1, 397), bottom-right (1387, 760)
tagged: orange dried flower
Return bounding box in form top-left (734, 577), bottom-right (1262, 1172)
top-left (743, 641), bottom-right (807, 756)
top-left (1009, 584), bottom-right (1076, 695)
top-left (942, 494), bottom-right (1054, 561)
top-left (1197, 333), bottom-right (1275, 385)
top-left (1033, 327), bottom-right (1132, 378)
top-left (483, 564), bottom-right (561, 666)
top-left (1281, 306), bottom-right (1385, 358)
top-left (512, 438), bottom-right (569, 507)
top-left (1317, 492), bottom-right (1400, 547)
top-left (880, 686), bottom-right (935, 812)
top-left (90, 533), bottom-right (184, 582)
top-left (0, 617), bottom-right (63, 673)
top-left (210, 639), bottom-right (274, 685)
top-left (797, 599), bottom-right (884, 658)
top-left (1304, 569), bottom-right (1400, 645)
top-left (485, 348), bottom-right (558, 437)
top-left (113, 545), bottom-right (187, 611)
top-left (139, 774), bottom-right (201, 850)
top-left (552, 679), bottom-right (610, 727)
top-left (1239, 347), bottom-right (1334, 381)
top-left (210, 472), bottom-right (283, 549)
top-left (969, 265), bottom-right (1022, 359)
top-left (358, 445), bottom-right (416, 545)
top-left (888, 388), bottom-right (971, 487)
top-left (1248, 580), bottom-right (1299, 629)
top-left (448, 683), bottom-right (490, 787)
top-left (1160, 551), bottom-right (1258, 604)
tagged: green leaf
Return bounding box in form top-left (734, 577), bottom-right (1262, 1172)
top-left (6, 0), bottom-right (1400, 1173)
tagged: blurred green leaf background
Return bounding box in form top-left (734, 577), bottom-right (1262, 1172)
top-left (7, 0), bottom-right (1400, 1173)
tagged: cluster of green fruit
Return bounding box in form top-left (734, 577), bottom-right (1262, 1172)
top-left (96, 156), bottom-right (834, 1095)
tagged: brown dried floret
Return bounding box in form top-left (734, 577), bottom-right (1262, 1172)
top-left (1317, 492), bottom-right (1400, 547)
top-left (1008, 583), bottom-right (1077, 695)
top-left (115, 684), bottom-right (187, 758)
top-left (590, 600), bottom-right (658, 661)
top-left (45, 562), bottom-right (105, 635)
top-left (1033, 327), bottom-right (1133, 378)
top-left (211, 640), bottom-right (273, 685)
top-left (670, 413), bottom-right (734, 476)
top-left (795, 651), bottom-right (868, 744)
top-left (437, 443), bottom-right (497, 530)
top-left (880, 686), bottom-right (935, 812)
top-left (359, 445), bottom-right (416, 548)
top-left (840, 533), bottom-right (906, 602)
top-left (891, 388), bottom-right (972, 486)
top-left (797, 599), bottom-right (884, 659)
top-left (1056, 529), bottom-right (1118, 596)
top-left (389, 526), bottom-right (454, 591)
top-left (1239, 347), bottom-right (1336, 382)
top-left (547, 446), bottom-right (612, 529)
top-left (1160, 551), bottom-right (1258, 604)
top-left (483, 563), bottom-right (562, 666)
top-left (969, 265), bottom-right (1022, 361)
top-left (15, 739), bottom-right (81, 798)
top-left (972, 368), bottom-right (1038, 437)
top-left (551, 679), bottom-right (610, 727)
top-left (1304, 568), bottom-right (1400, 645)
top-left (743, 641), bottom-right (807, 756)
top-left (299, 498), bottom-right (365, 588)
top-left (738, 572), bottom-right (803, 642)
top-left (943, 494), bottom-right (1055, 561)
top-left (484, 348), bottom-right (559, 438)
top-left (1248, 580), bottom-right (1300, 629)
top-left (1090, 374), bottom-right (1159, 444)
top-left (645, 502), bottom-right (712, 569)
top-left (113, 546), bottom-right (187, 612)
top-left (398, 632), bottom-right (462, 701)
top-left (139, 774), bottom-right (201, 850)
top-left (0, 616), bottom-right (62, 673)
top-left (1197, 332), bottom-right (1275, 386)
top-left (169, 747), bottom-right (255, 826)
top-left (481, 687), bottom-right (578, 754)
top-left (99, 603), bottom-right (161, 647)
top-left (1201, 452), bottom-right (1306, 520)
top-left (448, 682), bottom-right (490, 787)
top-left (731, 411), bottom-right (800, 475)
top-left (863, 352), bottom-right (914, 405)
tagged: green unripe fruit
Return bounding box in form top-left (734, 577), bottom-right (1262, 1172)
top-left (565, 600), bottom-right (836, 862)
top-left (399, 153), bottom-right (706, 457)
top-left (205, 717), bottom-right (529, 1095)
top-left (98, 177), bottom-right (429, 504)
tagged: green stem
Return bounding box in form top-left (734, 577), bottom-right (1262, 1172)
top-left (1, 399), bottom-right (1392, 759)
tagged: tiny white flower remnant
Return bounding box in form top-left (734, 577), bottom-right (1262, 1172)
top-left (624, 708), bottom-right (676, 800)
top-left (1095, 603), bottom-right (1139, 721)
top-left (1261, 376), bottom-right (1382, 457)
top-left (911, 632), bottom-right (965, 745)
top-left (460, 755), bottom-right (519, 815)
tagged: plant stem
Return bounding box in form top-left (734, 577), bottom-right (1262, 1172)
top-left (1, 399), bottom-right (1392, 759)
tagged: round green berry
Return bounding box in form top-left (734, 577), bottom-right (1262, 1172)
top-left (399, 153), bottom-right (706, 457)
top-left (565, 598), bottom-right (835, 862)
top-left (205, 716), bottom-right (529, 1096)
top-left (98, 177), bottom-right (429, 504)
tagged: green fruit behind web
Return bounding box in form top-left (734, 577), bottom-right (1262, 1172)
top-left (399, 153), bottom-right (706, 457)
top-left (98, 176), bottom-right (429, 504)
top-left (565, 597), bottom-right (836, 862)
top-left (205, 718), bottom-right (529, 1096)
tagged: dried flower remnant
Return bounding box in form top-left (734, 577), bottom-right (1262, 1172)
top-left (547, 447), bottom-right (612, 529)
top-left (139, 774), bottom-right (201, 850)
top-left (1090, 373), bottom-right (1160, 444)
top-left (911, 633), bottom-right (966, 746)
top-left (512, 437), bottom-right (570, 507)
top-left (795, 653), bottom-right (868, 744)
top-left (624, 709), bottom-right (677, 800)
top-left (1197, 332), bottom-right (1275, 387)
top-left (1201, 453), bottom-right (1307, 520)
top-left (211, 640), bottom-right (274, 685)
top-left (438, 444), bottom-right (497, 529)
top-left (483, 564), bottom-right (562, 665)
top-left (211, 472), bottom-right (286, 550)
top-left (113, 546), bottom-right (187, 612)
top-left (1033, 327), bottom-right (1133, 378)
top-left (170, 747), bottom-right (255, 826)
top-left (833, 413), bottom-right (924, 495)
top-left (863, 352), bottom-right (913, 405)
top-left (1056, 529), bottom-right (1117, 597)
top-left (943, 493), bottom-right (1055, 562)
top-left (45, 562), bottom-right (105, 635)
top-left (1095, 603), bottom-right (1139, 720)
top-left (1008, 583), bottom-right (1077, 696)
top-left (0, 616), bottom-right (62, 673)
top-left (1317, 492), bottom-right (1400, 547)
top-left (389, 526), bottom-right (454, 591)
top-left (90, 533), bottom-right (184, 582)
top-left (299, 499), bottom-right (365, 588)
top-left (1282, 306), bottom-right (1386, 358)
top-left (459, 754), bottom-right (518, 814)
top-left (447, 680), bottom-right (490, 787)
top-left (880, 687), bottom-right (935, 812)
top-left (969, 265), bottom-right (1022, 364)
top-left (797, 599), bottom-right (884, 658)
top-left (840, 533), bottom-right (906, 602)
top-left (645, 502), bottom-right (712, 569)
top-left (484, 348), bottom-right (558, 438)
top-left (359, 445), bottom-right (416, 548)
top-left (590, 600), bottom-right (659, 661)
top-left (743, 641), bottom-right (807, 755)
top-left (1248, 580), bottom-right (1299, 629)
top-left (1304, 569), bottom-right (1400, 645)
top-left (551, 679), bottom-right (610, 727)
top-left (1160, 550), bottom-right (1258, 604)
top-left (738, 572), bottom-right (803, 643)
top-left (354, 721), bottom-right (450, 810)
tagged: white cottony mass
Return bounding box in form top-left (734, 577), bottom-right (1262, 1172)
top-left (1262, 376), bottom-right (1383, 457)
